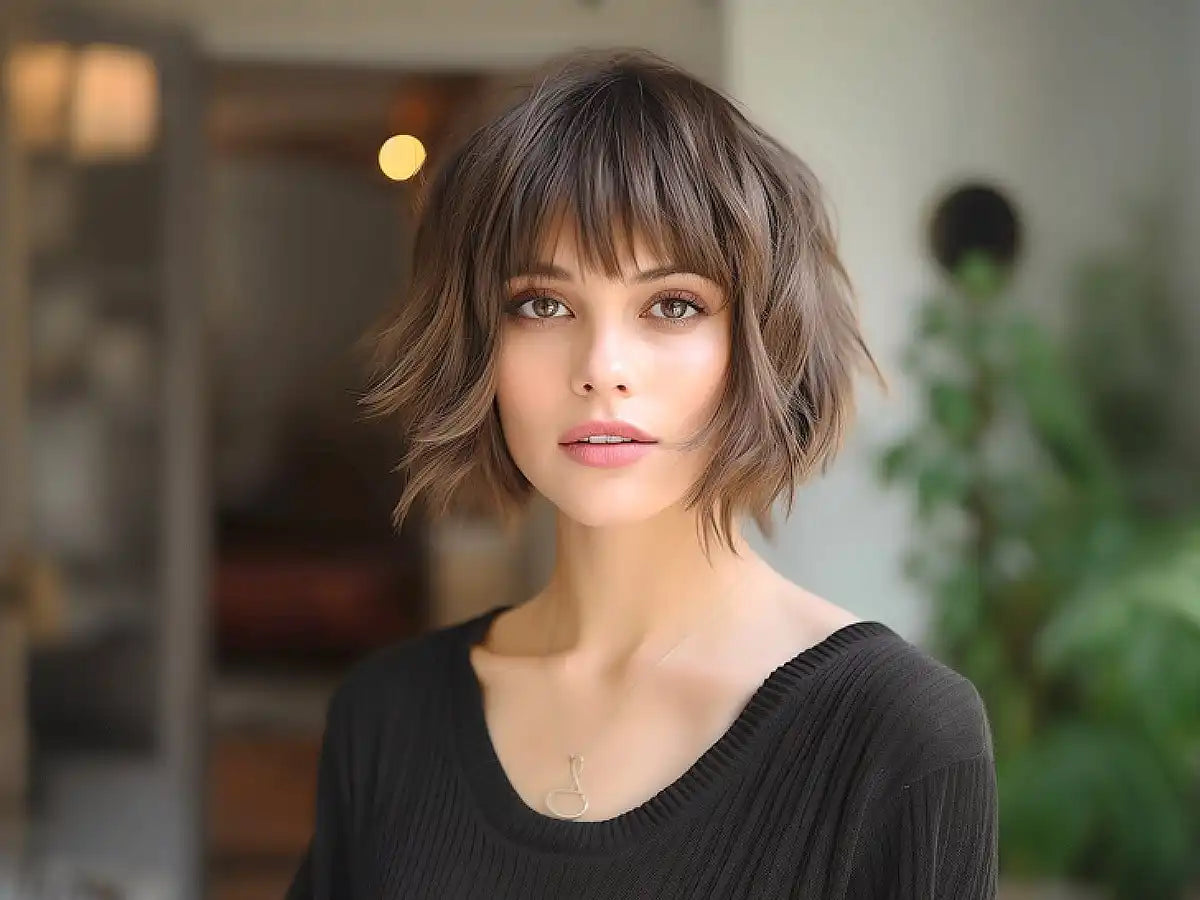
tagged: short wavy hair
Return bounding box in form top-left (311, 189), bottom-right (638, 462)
top-left (361, 48), bottom-right (885, 553)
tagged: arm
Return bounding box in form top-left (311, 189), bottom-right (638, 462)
top-left (286, 686), bottom-right (355, 899)
top-left (850, 752), bottom-right (999, 899)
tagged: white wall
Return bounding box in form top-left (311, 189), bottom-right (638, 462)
top-left (727, 0), bottom-right (1184, 641)
top-left (70, 0), bottom-right (724, 83)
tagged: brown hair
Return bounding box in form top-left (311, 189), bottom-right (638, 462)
top-left (360, 48), bottom-right (886, 553)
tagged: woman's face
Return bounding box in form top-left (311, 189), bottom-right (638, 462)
top-left (495, 222), bottom-right (731, 527)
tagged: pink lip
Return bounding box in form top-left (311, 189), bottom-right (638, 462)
top-left (558, 419), bottom-right (658, 469)
top-left (560, 441), bottom-right (655, 468)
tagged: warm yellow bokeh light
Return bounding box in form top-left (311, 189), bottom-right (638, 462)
top-left (71, 44), bottom-right (160, 161)
top-left (379, 134), bottom-right (426, 181)
top-left (6, 41), bottom-right (159, 159)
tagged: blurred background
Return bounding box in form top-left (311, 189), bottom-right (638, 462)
top-left (0, 1), bottom-right (1196, 898)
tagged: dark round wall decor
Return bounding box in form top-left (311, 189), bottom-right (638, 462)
top-left (928, 182), bottom-right (1022, 276)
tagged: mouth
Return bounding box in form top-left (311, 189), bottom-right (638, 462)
top-left (557, 420), bottom-right (658, 468)
top-left (557, 420), bottom-right (658, 445)
top-left (566, 435), bottom-right (650, 445)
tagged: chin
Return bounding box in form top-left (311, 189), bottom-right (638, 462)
top-left (538, 480), bottom-right (682, 530)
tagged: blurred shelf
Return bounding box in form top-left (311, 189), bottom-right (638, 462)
top-left (23, 751), bottom-right (180, 894)
top-left (32, 573), bottom-right (157, 651)
top-left (207, 864), bottom-right (298, 900)
top-left (207, 734), bottom-right (320, 861)
top-left (31, 257), bottom-right (162, 295)
top-left (208, 669), bottom-right (338, 737)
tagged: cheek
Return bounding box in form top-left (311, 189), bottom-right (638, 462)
top-left (494, 333), bottom-right (558, 442)
top-left (660, 327), bottom-right (730, 418)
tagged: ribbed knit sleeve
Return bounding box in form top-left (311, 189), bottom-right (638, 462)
top-left (848, 752), bottom-right (999, 899)
top-left (286, 686), bottom-right (354, 900)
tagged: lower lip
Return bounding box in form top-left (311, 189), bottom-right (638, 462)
top-left (559, 441), bottom-right (655, 468)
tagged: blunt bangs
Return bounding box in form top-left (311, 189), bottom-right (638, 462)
top-left (493, 68), bottom-right (735, 293)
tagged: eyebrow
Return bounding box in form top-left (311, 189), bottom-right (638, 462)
top-left (511, 263), bottom-right (702, 284)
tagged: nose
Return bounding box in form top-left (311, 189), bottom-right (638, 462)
top-left (571, 323), bottom-right (634, 397)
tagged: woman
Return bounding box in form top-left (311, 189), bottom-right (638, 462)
top-left (288, 49), bottom-right (998, 899)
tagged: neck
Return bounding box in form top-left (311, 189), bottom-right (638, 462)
top-left (533, 504), bottom-right (773, 669)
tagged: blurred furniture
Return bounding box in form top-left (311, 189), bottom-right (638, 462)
top-left (0, 602), bottom-right (29, 862)
top-left (206, 732), bottom-right (321, 899)
top-left (0, 3), bottom-right (32, 869)
top-left (205, 540), bottom-right (419, 898)
top-left (213, 547), bottom-right (421, 660)
top-left (205, 648), bottom-right (340, 898)
top-left (0, 6), bottom-right (208, 898)
top-left (0, 551), bottom-right (66, 861)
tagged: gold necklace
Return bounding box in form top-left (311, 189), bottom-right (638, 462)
top-left (541, 598), bottom-right (728, 820)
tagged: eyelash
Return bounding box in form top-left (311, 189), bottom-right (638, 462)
top-left (504, 290), bottom-right (708, 328)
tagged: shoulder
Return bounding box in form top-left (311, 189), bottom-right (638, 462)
top-left (814, 624), bottom-right (995, 785)
top-left (768, 583), bottom-right (993, 780)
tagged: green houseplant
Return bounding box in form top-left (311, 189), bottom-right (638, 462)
top-left (877, 235), bottom-right (1200, 898)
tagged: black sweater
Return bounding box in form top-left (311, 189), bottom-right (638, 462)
top-left (287, 604), bottom-right (998, 898)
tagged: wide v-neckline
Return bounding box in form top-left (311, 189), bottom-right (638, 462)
top-left (447, 603), bottom-right (896, 854)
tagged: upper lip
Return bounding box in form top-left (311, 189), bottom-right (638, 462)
top-left (559, 420), bottom-right (658, 444)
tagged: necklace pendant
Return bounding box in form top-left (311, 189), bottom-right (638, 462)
top-left (545, 753), bottom-right (589, 820)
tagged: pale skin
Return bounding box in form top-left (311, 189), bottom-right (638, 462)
top-left (471, 219), bottom-right (862, 822)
